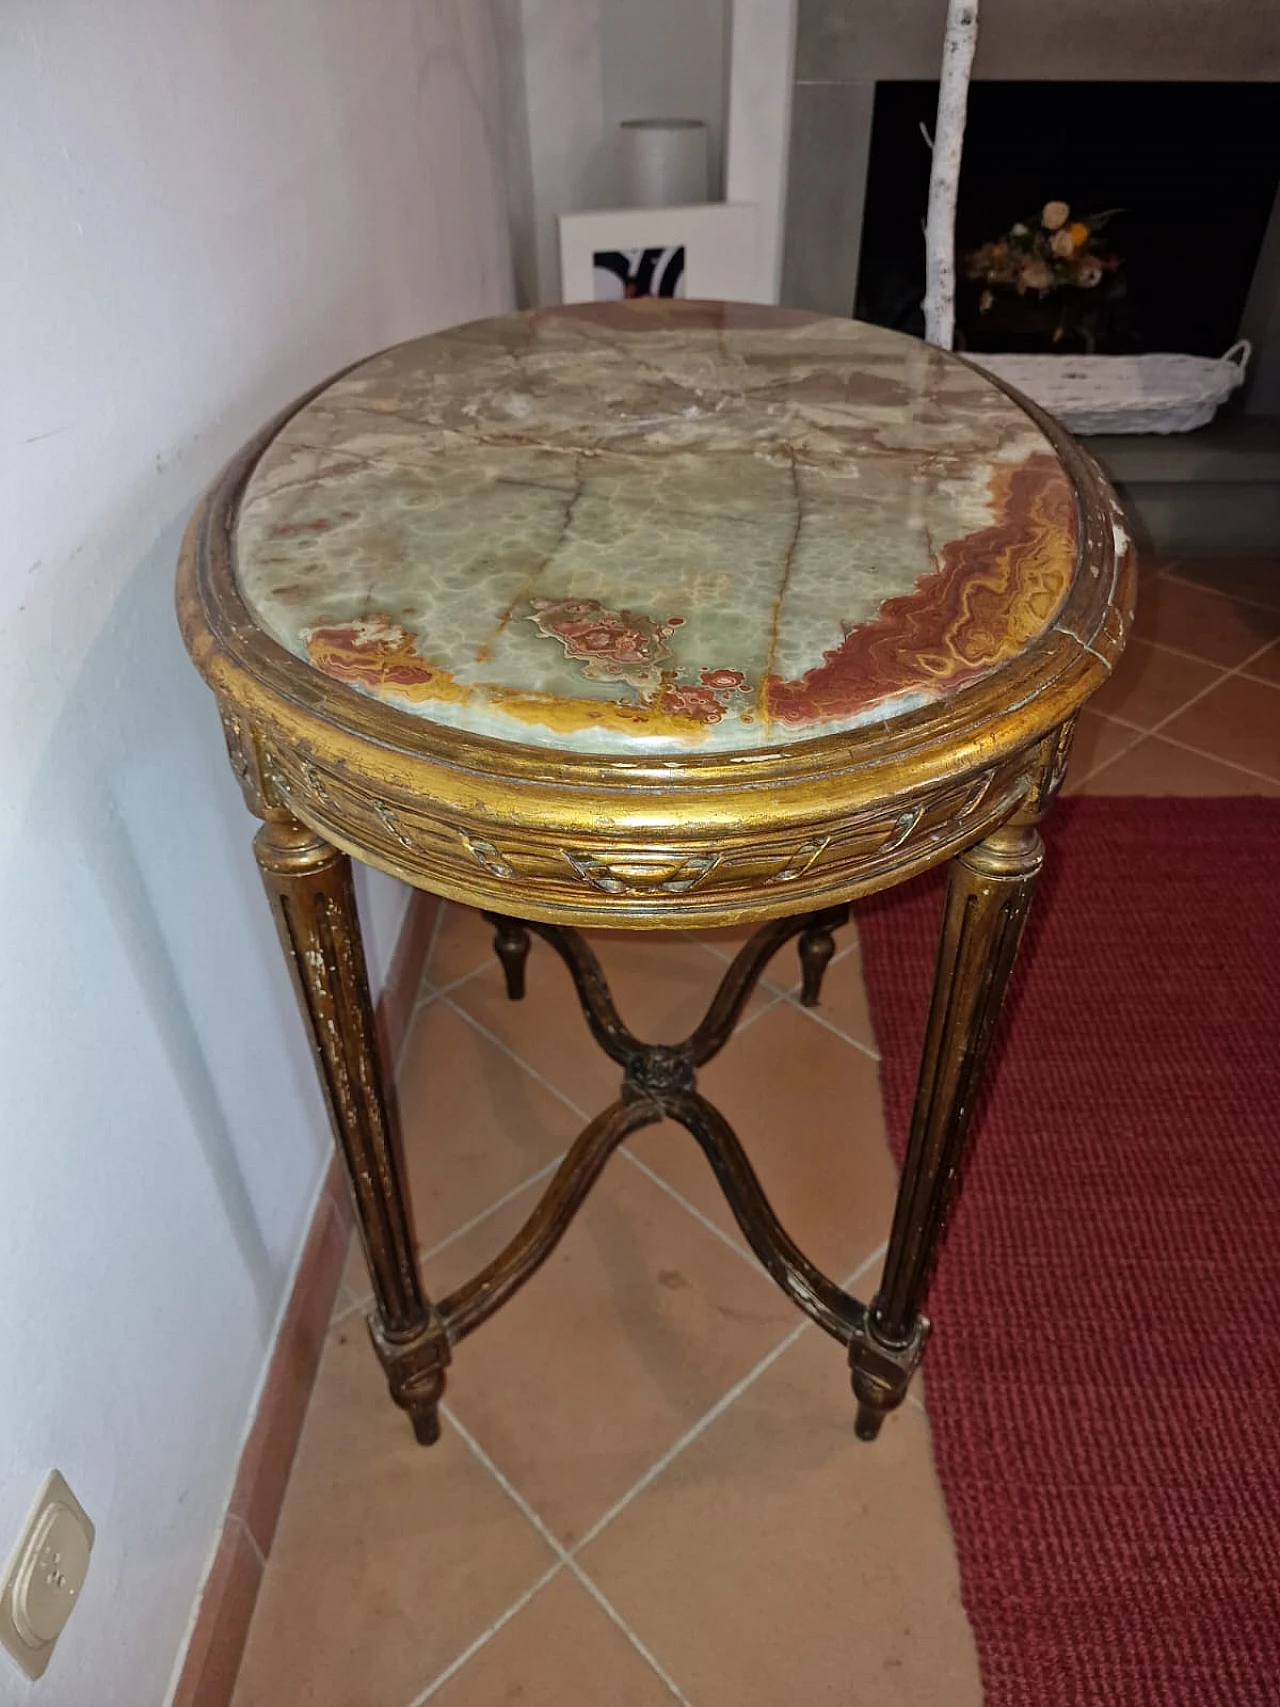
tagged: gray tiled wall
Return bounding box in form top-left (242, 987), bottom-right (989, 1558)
top-left (779, 82), bottom-right (874, 317)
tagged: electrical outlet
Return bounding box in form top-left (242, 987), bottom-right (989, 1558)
top-left (0, 1472), bottom-right (95, 1681)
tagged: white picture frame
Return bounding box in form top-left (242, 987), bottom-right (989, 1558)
top-left (558, 203), bottom-right (764, 307)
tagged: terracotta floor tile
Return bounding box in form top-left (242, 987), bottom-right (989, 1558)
top-left (229, 1326), bottom-right (555, 1707)
top-left (1059, 709), bottom-right (1142, 793)
top-left (450, 929), bottom-right (771, 1114)
top-left (1076, 735), bottom-right (1280, 796)
top-left (1243, 640), bottom-right (1280, 686)
top-left (1132, 575), bottom-right (1278, 665)
top-left (444, 951), bottom-right (628, 1114)
top-left (782, 930), bottom-right (878, 1052)
top-left (1160, 673), bottom-right (1280, 780)
top-left (752, 916), bottom-right (863, 1000)
top-left (1086, 638), bottom-right (1223, 730)
top-left (400, 1000), bottom-right (579, 1243)
top-left (689, 921), bottom-right (775, 954)
top-left (580, 1325), bottom-right (982, 1707)
top-left (330, 1274), bottom-right (360, 1323)
top-left (627, 999), bottom-right (899, 1278)
top-left (422, 1160), bottom-right (797, 1547)
top-left (344, 1001), bottom-right (582, 1306)
top-left (692, 915), bottom-right (860, 995)
top-left (1165, 556), bottom-right (1280, 614)
top-left (425, 901), bottom-right (499, 990)
top-left (588, 930), bottom-right (775, 1037)
top-left (426, 1570), bottom-right (676, 1706)
top-left (338, 1231), bottom-right (371, 1305)
top-left (1136, 550), bottom-right (1176, 580)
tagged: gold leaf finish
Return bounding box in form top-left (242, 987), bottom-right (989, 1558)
top-left (176, 302), bottom-right (1133, 1448)
top-left (179, 305), bottom-right (1131, 927)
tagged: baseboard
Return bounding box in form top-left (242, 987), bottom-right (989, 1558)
top-left (169, 887), bottom-right (439, 1707)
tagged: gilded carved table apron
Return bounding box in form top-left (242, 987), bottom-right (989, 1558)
top-left (177, 301), bottom-right (1133, 1446)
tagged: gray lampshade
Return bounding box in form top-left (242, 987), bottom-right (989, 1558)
top-left (618, 119), bottom-right (709, 208)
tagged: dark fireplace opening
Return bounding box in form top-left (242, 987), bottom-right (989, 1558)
top-left (855, 81), bottom-right (1280, 358)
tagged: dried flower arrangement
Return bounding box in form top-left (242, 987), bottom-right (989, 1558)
top-left (963, 201), bottom-right (1121, 312)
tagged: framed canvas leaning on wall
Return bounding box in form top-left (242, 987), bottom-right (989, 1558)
top-left (559, 204), bottom-right (762, 305)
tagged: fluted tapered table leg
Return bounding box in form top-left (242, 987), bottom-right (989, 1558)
top-left (848, 821), bottom-right (1044, 1439)
top-left (254, 817), bottom-right (449, 1444)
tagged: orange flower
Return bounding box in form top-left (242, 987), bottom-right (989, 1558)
top-left (1068, 221), bottom-right (1090, 248)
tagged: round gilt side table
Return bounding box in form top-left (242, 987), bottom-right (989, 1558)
top-left (177, 301), bottom-right (1133, 1448)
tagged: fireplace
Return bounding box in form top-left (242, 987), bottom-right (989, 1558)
top-left (775, 3), bottom-right (1280, 552)
top-left (854, 81), bottom-right (1280, 359)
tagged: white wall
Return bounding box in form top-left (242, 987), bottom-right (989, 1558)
top-left (599, 0), bottom-right (729, 202)
top-left (501, 0), bottom-right (608, 307)
top-left (0, 4), bottom-right (513, 1703)
top-left (501, 0), bottom-right (730, 304)
top-left (724, 0), bottom-right (798, 304)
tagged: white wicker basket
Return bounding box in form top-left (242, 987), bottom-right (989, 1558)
top-left (966, 341), bottom-right (1250, 436)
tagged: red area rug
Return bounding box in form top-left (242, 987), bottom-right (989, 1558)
top-left (856, 798), bottom-right (1280, 1706)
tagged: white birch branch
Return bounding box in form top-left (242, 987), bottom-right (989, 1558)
top-left (923, 0), bottom-right (980, 350)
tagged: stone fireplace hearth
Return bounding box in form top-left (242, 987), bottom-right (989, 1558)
top-left (855, 81), bottom-right (1279, 360)
top-left (779, 0), bottom-right (1280, 554)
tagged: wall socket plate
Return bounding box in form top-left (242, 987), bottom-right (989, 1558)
top-left (0, 1472), bottom-right (95, 1681)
